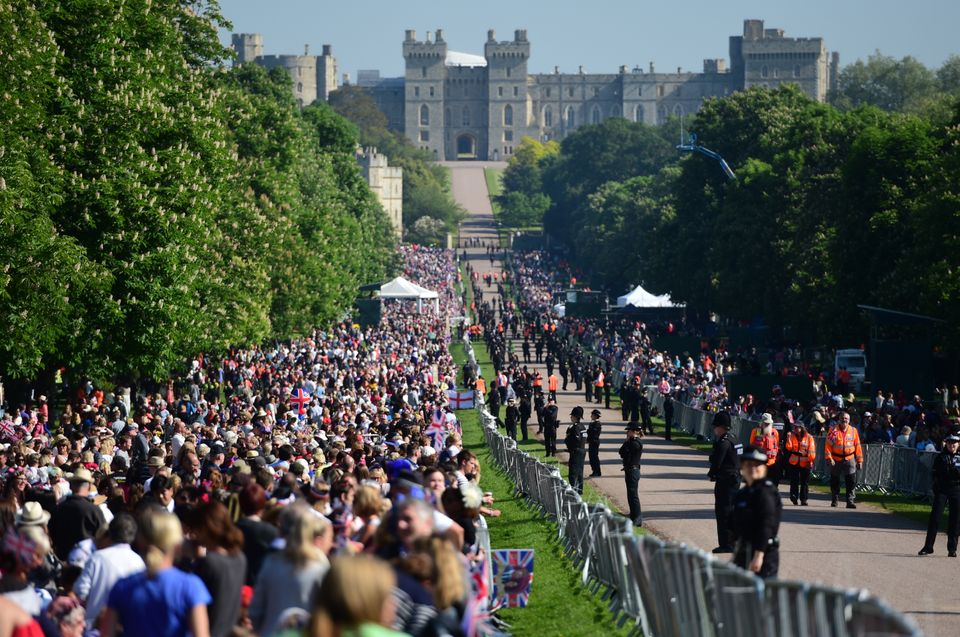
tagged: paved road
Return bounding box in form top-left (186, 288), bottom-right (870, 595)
top-left (446, 163), bottom-right (953, 636)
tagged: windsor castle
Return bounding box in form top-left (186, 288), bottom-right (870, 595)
top-left (232, 19), bottom-right (838, 162)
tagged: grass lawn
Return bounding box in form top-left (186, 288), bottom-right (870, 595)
top-left (451, 342), bottom-right (633, 636)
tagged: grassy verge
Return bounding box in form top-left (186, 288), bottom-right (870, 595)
top-left (451, 342), bottom-right (631, 636)
top-left (484, 167), bottom-right (503, 212)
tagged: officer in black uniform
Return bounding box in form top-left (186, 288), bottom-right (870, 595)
top-left (708, 411), bottom-right (741, 554)
top-left (732, 445), bottom-right (782, 578)
top-left (504, 398), bottom-right (520, 441)
top-left (542, 397), bottom-right (559, 457)
top-left (534, 392), bottom-right (546, 435)
top-left (639, 391), bottom-right (653, 435)
top-left (565, 406), bottom-right (587, 494)
top-left (919, 433), bottom-right (960, 556)
top-left (519, 394), bottom-right (532, 442)
top-left (619, 421), bottom-right (644, 526)
top-left (587, 408), bottom-right (603, 477)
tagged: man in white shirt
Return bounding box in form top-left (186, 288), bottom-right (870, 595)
top-left (74, 513), bottom-right (145, 629)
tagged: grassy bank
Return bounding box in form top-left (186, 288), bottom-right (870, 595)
top-left (451, 342), bottom-right (631, 636)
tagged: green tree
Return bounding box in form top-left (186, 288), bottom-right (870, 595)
top-left (830, 52), bottom-right (937, 114)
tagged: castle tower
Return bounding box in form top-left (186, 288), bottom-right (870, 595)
top-left (317, 44), bottom-right (338, 101)
top-left (485, 29), bottom-right (530, 161)
top-left (403, 29), bottom-right (447, 160)
top-left (231, 33), bottom-right (263, 64)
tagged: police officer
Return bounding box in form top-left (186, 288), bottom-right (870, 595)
top-left (708, 411), bottom-right (741, 554)
top-left (732, 445), bottom-right (783, 578)
top-left (919, 433), bottom-right (960, 556)
top-left (565, 406), bottom-right (587, 494)
top-left (639, 391), bottom-right (653, 435)
top-left (504, 398), bottom-right (520, 442)
top-left (620, 421), bottom-right (644, 526)
top-left (587, 408), bottom-right (603, 477)
top-left (542, 397), bottom-right (559, 457)
top-left (519, 394), bottom-right (532, 442)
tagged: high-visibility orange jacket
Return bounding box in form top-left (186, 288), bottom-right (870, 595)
top-left (533, 375), bottom-right (543, 389)
top-left (594, 372), bottom-right (604, 388)
top-left (749, 427), bottom-right (780, 466)
top-left (784, 431), bottom-right (816, 468)
top-left (475, 378), bottom-right (486, 396)
top-left (548, 375), bottom-right (558, 392)
top-left (825, 425), bottom-right (863, 464)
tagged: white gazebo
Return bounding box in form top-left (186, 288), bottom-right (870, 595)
top-left (379, 276), bottom-right (439, 313)
top-left (616, 284), bottom-right (681, 308)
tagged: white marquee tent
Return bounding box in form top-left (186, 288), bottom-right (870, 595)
top-left (379, 276), bottom-right (439, 313)
top-left (616, 284), bottom-right (681, 308)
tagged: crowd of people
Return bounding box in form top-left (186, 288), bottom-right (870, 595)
top-left (0, 246), bottom-right (506, 637)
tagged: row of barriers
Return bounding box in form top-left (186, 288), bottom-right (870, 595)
top-left (643, 388), bottom-right (939, 498)
top-left (462, 334), bottom-right (922, 637)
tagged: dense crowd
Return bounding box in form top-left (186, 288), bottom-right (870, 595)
top-left (498, 250), bottom-right (960, 454)
top-left (0, 247), bottom-right (500, 637)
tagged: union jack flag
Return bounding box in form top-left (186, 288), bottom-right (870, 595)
top-left (425, 414), bottom-right (447, 451)
top-left (492, 549), bottom-right (534, 608)
top-left (289, 388), bottom-right (310, 415)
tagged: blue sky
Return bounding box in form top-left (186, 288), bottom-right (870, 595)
top-left (217, 0), bottom-right (959, 79)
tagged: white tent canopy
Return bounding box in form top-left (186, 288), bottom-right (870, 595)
top-left (379, 276), bottom-right (439, 313)
top-left (616, 284), bottom-right (681, 308)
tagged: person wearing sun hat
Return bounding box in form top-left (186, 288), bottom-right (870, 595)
top-left (731, 445), bottom-right (782, 578)
top-left (49, 467), bottom-right (106, 561)
top-left (15, 501), bottom-right (51, 528)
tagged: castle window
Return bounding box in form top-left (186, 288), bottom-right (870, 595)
top-left (445, 108), bottom-right (451, 125)
top-left (419, 130), bottom-right (429, 142)
top-left (657, 85), bottom-right (664, 97)
top-left (591, 105), bottom-right (601, 124)
top-left (504, 130), bottom-right (513, 142)
top-left (773, 68), bottom-right (779, 79)
top-left (414, 87), bottom-right (420, 97)
top-left (658, 105), bottom-right (667, 124)
top-left (673, 104), bottom-right (684, 118)
top-left (297, 82), bottom-right (303, 93)
top-left (429, 86), bottom-right (435, 97)
top-left (793, 64), bottom-right (801, 78)
top-left (462, 106), bottom-right (471, 126)
top-left (566, 106), bottom-right (575, 128)
top-left (761, 65), bottom-right (769, 78)
top-left (593, 87), bottom-right (599, 97)
top-left (568, 87), bottom-right (574, 97)
top-left (506, 67), bottom-right (512, 78)
top-left (503, 104), bottom-right (513, 127)
top-left (513, 86), bottom-right (518, 97)
top-left (544, 106), bottom-right (553, 127)
top-left (420, 104), bottom-right (429, 126)
top-left (634, 104), bottom-right (644, 123)
top-left (421, 66), bottom-right (427, 78)
top-left (610, 105), bottom-right (621, 118)
top-left (546, 88), bottom-right (552, 97)
top-left (498, 86), bottom-right (503, 97)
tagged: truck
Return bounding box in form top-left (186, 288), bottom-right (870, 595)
top-left (834, 349), bottom-right (867, 392)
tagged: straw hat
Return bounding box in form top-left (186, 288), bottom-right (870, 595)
top-left (16, 502), bottom-right (50, 527)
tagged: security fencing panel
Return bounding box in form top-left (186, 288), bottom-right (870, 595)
top-left (708, 561), bottom-right (767, 637)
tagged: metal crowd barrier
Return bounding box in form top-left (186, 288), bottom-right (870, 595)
top-left (462, 335), bottom-right (921, 636)
top-left (644, 387), bottom-right (938, 498)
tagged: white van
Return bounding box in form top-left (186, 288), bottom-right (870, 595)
top-left (834, 349), bottom-right (867, 391)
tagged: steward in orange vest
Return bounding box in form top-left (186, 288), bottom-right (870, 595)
top-left (825, 412), bottom-right (863, 508)
top-left (784, 422), bottom-right (816, 506)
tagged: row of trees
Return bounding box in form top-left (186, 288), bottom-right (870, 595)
top-left (0, 0), bottom-right (397, 382)
top-left (328, 86), bottom-right (465, 245)
top-left (505, 79), bottom-right (960, 345)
